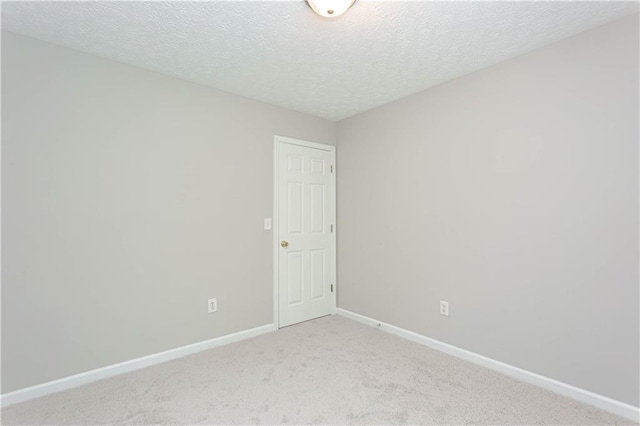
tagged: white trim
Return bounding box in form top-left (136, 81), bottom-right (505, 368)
top-left (336, 308), bottom-right (640, 422)
top-left (330, 151), bottom-right (337, 315)
top-left (274, 135), bottom-right (334, 153)
top-left (273, 138), bottom-right (280, 328)
top-left (1, 323), bottom-right (276, 408)
top-left (273, 136), bottom-right (337, 328)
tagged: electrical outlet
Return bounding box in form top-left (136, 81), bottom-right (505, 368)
top-left (207, 298), bottom-right (217, 313)
top-left (440, 300), bottom-right (449, 316)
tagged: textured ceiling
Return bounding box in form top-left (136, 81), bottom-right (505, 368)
top-left (2, 1), bottom-right (638, 121)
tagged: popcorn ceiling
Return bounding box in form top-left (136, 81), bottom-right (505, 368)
top-left (2, 1), bottom-right (637, 121)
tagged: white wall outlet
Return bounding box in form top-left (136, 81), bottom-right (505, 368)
top-left (207, 298), bottom-right (217, 313)
top-left (440, 300), bottom-right (449, 316)
top-left (264, 218), bottom-right (272, 230)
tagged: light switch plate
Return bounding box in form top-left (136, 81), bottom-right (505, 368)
top-left (264, 218), bottom-right (272, 230)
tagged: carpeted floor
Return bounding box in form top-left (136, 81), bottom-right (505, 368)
top-left (1, 315), bottom-right (634, 425)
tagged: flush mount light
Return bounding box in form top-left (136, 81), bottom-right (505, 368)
top-left (306, 0), bottom-right (356, 18)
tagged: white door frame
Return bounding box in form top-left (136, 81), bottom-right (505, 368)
top-left (273, 135), bottom-right (337, 328)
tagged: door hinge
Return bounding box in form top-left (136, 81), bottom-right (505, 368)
top-left (331, 165), bottom-right (333, 173)
top-left (331, 224), bottom-right (333, 232)
top-left (331, 284), bottom-right (334, 292)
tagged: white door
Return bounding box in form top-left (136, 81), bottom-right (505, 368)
top-left (275, 137), bottom-right (335, 328)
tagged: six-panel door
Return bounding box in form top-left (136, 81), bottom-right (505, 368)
top-left (278, 142), bottom-right (333, 327)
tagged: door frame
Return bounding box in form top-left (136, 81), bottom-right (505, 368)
top-left (273, 135), bottom-right (337, 329)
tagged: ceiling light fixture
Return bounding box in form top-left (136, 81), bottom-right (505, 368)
top-left (306, 0), bottom-right (356, 18)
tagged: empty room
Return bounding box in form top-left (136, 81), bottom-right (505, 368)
top-left (1, 0), bottom-right (639, 424)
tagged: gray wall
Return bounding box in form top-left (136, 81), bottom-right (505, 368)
top-left (337, 15), bottom-right (639, 406)
top-left (1, 32), bottom-right (336, 393)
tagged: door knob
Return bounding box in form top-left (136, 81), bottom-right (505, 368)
top-left (281, 240), bottom-right (289, 248)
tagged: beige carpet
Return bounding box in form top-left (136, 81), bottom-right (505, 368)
top-left (1, 315), bottom-right (634, 425)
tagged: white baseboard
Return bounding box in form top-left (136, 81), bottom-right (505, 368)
top-left (336, 308), bottom-right (640, 423)
top-left (1, 323), bottom-right (277, 408)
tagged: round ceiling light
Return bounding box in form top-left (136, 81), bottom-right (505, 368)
top-left (306, 0), bottom-right (356, 18)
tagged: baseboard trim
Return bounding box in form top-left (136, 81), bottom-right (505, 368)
top-left (336, 308), bottom-right (640, 422)
top-left (1, 323), bottom-right (277, 407)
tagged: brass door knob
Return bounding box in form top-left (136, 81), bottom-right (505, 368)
top-left (281, 240), bottom-right (289, 248)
